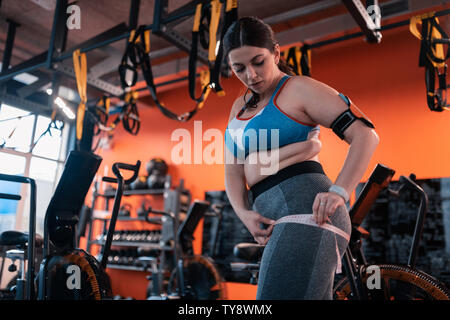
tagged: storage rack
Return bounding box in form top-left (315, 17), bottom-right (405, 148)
top-left (86, 176), bottom-right (191, 272)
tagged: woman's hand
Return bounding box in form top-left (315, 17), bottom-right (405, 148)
top-left (307, 128), bottom-right (320, 141)
top-left (312, 192), bottom-right (345, 225)
top-left (239, 209), bottom-right (276, 245)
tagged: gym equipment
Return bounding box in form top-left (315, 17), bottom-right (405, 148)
top-left (282, 44), bottom-right (312, 76)
top-left (37, 150), bottom-right (109, 300)
top-left (130, 175), bottom-right (148, 190)
top-left (231, 164), bottom-right (450, 299)
top-left (146, 158), bottom-right (168, 176)
top-left (410, 13), bottom-right (450, 111)
top-left (0, 151), bottom-right (144, 300)
top-left (118, 204), bottom-right (132, 217)
top-left (201, 191), bottom-right (254, 283)
top-left (147, 174), bottom-right (166, 189)
top-left (0, 231), bottom-right (43, 300)
top-left (143, 201), bottom-right (226, 300)
top-left (0, 173), bottom-right (37, 300)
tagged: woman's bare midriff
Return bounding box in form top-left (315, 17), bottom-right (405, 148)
top-left (244, 140), bottom-right (320, 187)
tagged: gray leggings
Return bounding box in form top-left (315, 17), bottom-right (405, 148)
top-left (250, 165), bottom-right (351, 300)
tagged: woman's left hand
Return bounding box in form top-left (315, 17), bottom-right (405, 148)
top-left (312, 192), bottom-right (345, 225)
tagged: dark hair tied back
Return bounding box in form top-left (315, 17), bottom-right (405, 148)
top-left (223, 16), bottom-right (295, 111)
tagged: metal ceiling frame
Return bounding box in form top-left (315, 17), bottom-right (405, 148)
top-left (0, 0), bottom-right (448, 118)
top-left (0, 0), bottom-right (211, 94)
top-left (343, 0), bottom-right (382, 43)
top-left (0, 0), bottom-right (214, 118)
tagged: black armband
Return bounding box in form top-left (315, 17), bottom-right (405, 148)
top-left (331, 93), bottom-right (375, 140)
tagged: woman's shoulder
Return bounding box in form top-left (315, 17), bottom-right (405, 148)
top-left (284, 75), bottom-right (318, 92)
top-left (282, 75), bottom-right (337, 101)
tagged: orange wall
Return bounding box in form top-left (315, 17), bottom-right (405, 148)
top-left (91, 19), bottom-right (450, 299)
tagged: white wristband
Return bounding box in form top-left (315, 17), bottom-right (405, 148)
top-left (328, 184), bottom-right (349, 203)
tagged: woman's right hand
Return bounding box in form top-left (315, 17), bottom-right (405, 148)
top-left (239, 209), bottom-right (276, 245)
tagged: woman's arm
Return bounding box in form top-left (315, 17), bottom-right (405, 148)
top-left (225, 147), bottom-right (275, 244)
top-left (224, 97), bottom-right (275, 244)
top-left (287, 76), bottom-right (379, 224)
top-left (245, 129), bottom-right (321, 176)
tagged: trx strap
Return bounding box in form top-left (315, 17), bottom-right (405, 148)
top-left (212, 0), bottom-right (237, 93)
top-left (283, 44), bottom-right (312, 76)
top-left (410, 13), bottom-right (450, 111)
top-left (189, 3), bottom-right (211, 103)
top-left (120, 25), bottom-right (210, 122)
top-left (73, 49), bottom-right (88, 144)
top-left (121, 91), bottom-right (140, 135)
top-left (189, 0), bottom-right (232, 104)
top-left (90, 96), bottom-right (113, 135)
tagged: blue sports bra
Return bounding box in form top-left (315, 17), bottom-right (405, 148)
top-left (225, 75), bottom-right (320, 160)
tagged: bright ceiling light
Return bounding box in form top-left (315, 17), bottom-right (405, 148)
top-left (54, 97), bottom-right (75, 120)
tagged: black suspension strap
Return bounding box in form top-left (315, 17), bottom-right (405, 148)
top-left (119, 25), bottom-right (211, 122)
top-left (410, 12), bottom-right (450, 111)
top-left (283, 44), bottom-right (312, 76)
top-left (121, 91), bottom-right (140, 135)
top-left (89, 96), bottom-right (113, 136)
top-left (189, 0), bottom-right (232, 104)
top-left (189, 2), bottom-right (211, 103)
top-left (212, 0), bottom-right (238, 94)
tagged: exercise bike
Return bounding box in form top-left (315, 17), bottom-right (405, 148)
top-left (0, 150), bottom-right (140, 300)
top-left (141, 201), bottom-right (227, 300)
top-left (231, 164), bottom-right (450, 300)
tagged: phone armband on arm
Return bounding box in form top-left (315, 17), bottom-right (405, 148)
top-left (330, 93), bottom-right (375, 140)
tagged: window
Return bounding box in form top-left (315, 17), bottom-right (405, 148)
top-left (0, 104), bottom-right (34, 153)
top-left (0, 153), bottom-right (26, 233)
top-left (0, 103), bottom-right (70, 236)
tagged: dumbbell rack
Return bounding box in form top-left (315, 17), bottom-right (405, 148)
top-left (85, 177), bottom-right (192, 273)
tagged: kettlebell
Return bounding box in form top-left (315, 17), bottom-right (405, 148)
top-left (137, 203), bottom-right (150, 217)
top-left (130, 175), bottom-right (148, 190)
top-left (147, 174), bottom-right (165, 189)
top-left (119, 204), bottom-right (131, 217)
top-left (146, 158), bottom-right (168, 176)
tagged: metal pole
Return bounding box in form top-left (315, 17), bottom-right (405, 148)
top-left (311, 8), bottom-right (450, 49)
top-left (0, 19), bottom-right (19, 107)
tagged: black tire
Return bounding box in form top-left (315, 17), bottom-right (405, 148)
top-left (334, 264), bottom-right (450, 300)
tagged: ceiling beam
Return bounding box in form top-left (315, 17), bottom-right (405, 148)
top-left (341, 0), bottom-right (382, 43)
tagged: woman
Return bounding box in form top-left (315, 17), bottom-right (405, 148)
top-left (223, 17), bottom-right (379, 299)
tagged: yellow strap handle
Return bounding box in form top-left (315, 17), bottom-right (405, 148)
top-left (129, 29), bottom-right (136, 42)
top-left (198, 69), bottom-right (211, 109)
top-left (209, 0), bottom-right (222, 62)
top-left (124, 91), bottom-right (139, 104)
top-left (409, 11), bottom-right (436, 40)
top-left (129, 29), bottom-right (151, 54)
top-left (409, 12), bottom-right (445, 68)
top-left (104, 97), bottom-right (110, 115)
top-left (430, 18), bottom-right (445, 68)
top-left (226, 0), bottom-right (237, 12)
top-left (73, 49), bottom-right (87, 141)
top-left (193, 4), bottom-right (202, 32)
top-left (144, 30), bottom-right (151, 54)
top-left (97, 97), bottom-right (110, 115)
